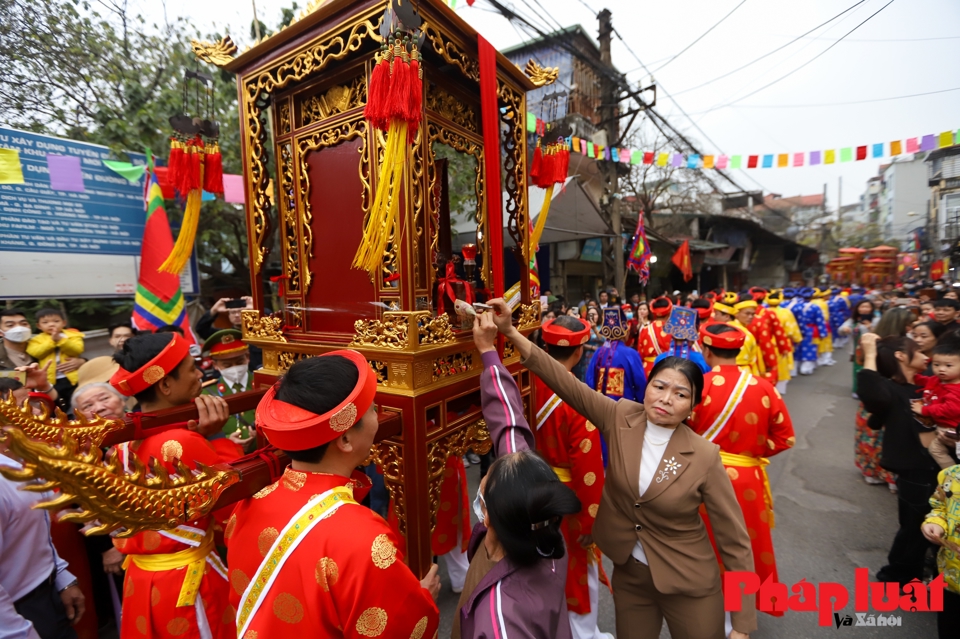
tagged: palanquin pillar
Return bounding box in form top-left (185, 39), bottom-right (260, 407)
top-left (201, 0), bottom-right (548, 577)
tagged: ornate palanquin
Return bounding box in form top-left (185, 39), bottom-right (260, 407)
top-left (212, 0), bottom-right (544, 577)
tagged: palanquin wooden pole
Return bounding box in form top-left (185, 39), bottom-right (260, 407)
top-left (194, 0), bottom-right (549, 578)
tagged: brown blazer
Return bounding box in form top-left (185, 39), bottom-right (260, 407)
top-left (523, 346), bottom-right (758, 632)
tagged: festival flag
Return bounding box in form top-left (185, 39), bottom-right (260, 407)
top-left (810, 150), bottom-right (821, 165)
top-left (940, 131), bottom-right (954, 149)
top-left (627, 213), bottom-right (652, 285)
top-left (891, 140), bottom-right (902, 156)
top-left (747, 155), bottom-right (758, 168)
top-left (762, 154), bottom-right (773, 168)
top-left (793, 152), bottom-right (804, 167)
top-left (856, 146), bottom-right (867, 161)
top-left (730, 155), bottom-right (741, 169)
top-left (872, 143), bottom-right (883, 158)
top-left (717, 155), bottom-right (729, 169)
top-left (671, 239), bottom-right (693, 282)
top-left (132, 157), bottom-right (196, 343)
top-left (703, 155), bottom-right (715, 169)
top-left (906, 138), bottom-right (919, 153)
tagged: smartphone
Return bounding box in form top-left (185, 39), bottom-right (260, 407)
top-left (225, 299), bottom-right (247, 309)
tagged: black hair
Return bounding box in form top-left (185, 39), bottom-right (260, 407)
top-left (156, 324), bottom-right (185, 336)
top-left (913, 320), bottom-right (948, 342)
top-left (484, 450), bottom-right (581, 566)
top-left (275, 355), bottom-right (360, 464)
top-left (0, 308), bottom-right (27, 321)
top-left (691, 298), bottom-right (711, 310)
top-left (544, 315), bottom-right (585, 362)
top-left (0, 377), bottom-right (24, 399)
top-left (703, 323), bottom-right (742, 360)
top-left (109, 323), bottom-right (137, 338)
top-left (648, 355), bottom-right (704, 406)
top-left (933, 298), bottom-right (960, 311)
top-left (112, 333), bottom-right (183, 403)
top-left (851, 300), bottom-right (876, 323)
top-left (737, 292), bottom-right (755, 305)
top-left (35, 307), bottom-right (63, 321)
top-left (875, 336), bottom-right (920, 385)
top-left (931, 332), bottom-right (960, 358)
top-left (651, 297), bottom-right (671, 313)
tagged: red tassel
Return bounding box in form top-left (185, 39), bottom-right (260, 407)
top-left (556, 147), bottom-right (570, 185)
top-left (180, 138), bottom-right (202, 194)
top-left (365, 53), bottom-right (390, 131)
top-left (407, 55), bottom-right (422, 125)
top-left (389, 56), bottom-right (411, 123)
top-left (203, 144), bottom-right (223, 195)
top-left (530, 145), bottom-right (542, 182)
top-left (167, 138), bottom-right (183, 191)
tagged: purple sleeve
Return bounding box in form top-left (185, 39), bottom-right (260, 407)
top-left (480, 351), bottom-right (534, 456)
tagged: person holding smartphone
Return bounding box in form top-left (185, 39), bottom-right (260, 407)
top-left (194, 296), bottom-right (262, 370)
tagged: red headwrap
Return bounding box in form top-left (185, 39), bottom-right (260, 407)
top-left (650, 296), bottom-right (673, 318)
top-left (110, 333), bottom-right (191, 397)
top-left (256, 350), bottom-right (377, 451)
top-left (700, 324), bottom-right (745, 350)
top-left (541, 318), bottom-right (591, 346)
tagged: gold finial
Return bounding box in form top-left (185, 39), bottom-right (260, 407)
top-left (524, 60), bottom-right (559, 87)
top-left (190, 36), bottom-right (238, 67)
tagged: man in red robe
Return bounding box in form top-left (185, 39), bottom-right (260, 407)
top-left (735, 293), bottom-right (778, 385)
top-left (227, 350), bottom-right (440, 639)
top-left (688, 323), bottom-right (796, 616)
top-left (534, 316), bottom-right (611, 639)
top-left (108, 332), bottom-right (237, 639)
top-left (637, 296), bottom-right (672, 376)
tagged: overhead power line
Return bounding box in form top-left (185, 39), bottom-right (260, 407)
top-left (673, 0), bottom-right (868, 96)
top-left (691, 86), bottom-right (960, 111)
top-left (708, 0), bottom-right (897, 110)
top-left (652, 0), bottom-right (750, 74)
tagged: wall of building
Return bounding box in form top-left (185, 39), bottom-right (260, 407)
top-left (881, 156), bottom-right (930, 244)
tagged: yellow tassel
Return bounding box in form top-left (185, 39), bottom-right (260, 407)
top-left (159, 188), bottom-right (201, 274)
top-left (529, 183), bottom-right (554, 258)
top-left (352, 120), bottom-right (408, 277)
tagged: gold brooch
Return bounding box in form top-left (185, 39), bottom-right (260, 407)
top-left (557, 339), bottom-right (570, 346)
top-left (330, 402), bottom-right (357, 432)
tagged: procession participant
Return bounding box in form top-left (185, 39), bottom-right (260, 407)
top-left (828, 288), bottom-right (851, 348)
top-left (653, 306), bottom-right (710, 374)
top-left (108, 332), bottom-right (236, 639)
top-left (587, 306), bottom-right (648, 404)
top-left (795, 288), bottom-right (828, 376)
top-left (749, 287), bottom-right (791, 385)
top-left (485, 298), bottom-right (756, 639)
top-left (713, 293), bottom-right (763, 377)
top-left (637, 297), bottom-right (672, 376)
top-left (689, 323), bottom-right (795, 616)
top-left (813, 289), bottom-right (836, 366)
top-left (200, 329), bottom-right (256, 452)
top-left (457, 311), bottom-right (582, 639)
top-left (734, 293), bottom-right (776, 384)
top-left (764, 290), bottom-right (802, 395)
top-left (534, 315), bottom-right (610, 639)
top-left (227, 351), bottom-right (440, 639)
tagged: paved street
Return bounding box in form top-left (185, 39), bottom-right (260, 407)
top-left (437, 355), bottom-right (938, 637)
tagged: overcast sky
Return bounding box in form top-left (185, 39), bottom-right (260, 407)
top-left (144, 0), bottom-right (959, 209)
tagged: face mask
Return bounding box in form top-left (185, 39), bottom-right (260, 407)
top-left (220, 364), bottom-right (248, 386)
top-left (2, 326), bottom-right (31, 343)
top-left (472, 488), bottom-right (486, 523)
top-left (625, 312), bottom-right (634, 320)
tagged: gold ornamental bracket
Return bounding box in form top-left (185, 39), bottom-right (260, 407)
top-left (191, 36), bottom-right (238, 67)
top-left (241, 309), bottom-right (287, 343)
top-left (0, 394), bottom-right (124, 448)
top-left (351, 311), bottom-right (455, 351)
top-left (524, 60), bottom-right (559, 87)
top-left (0, 428), bottom-right (239, 537)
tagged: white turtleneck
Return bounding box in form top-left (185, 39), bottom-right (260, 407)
top-left (631, 421), bottom-right (676, 564)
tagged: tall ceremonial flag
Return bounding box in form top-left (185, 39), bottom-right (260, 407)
top-left (627, 213), bottom-right (652, 285)
top-left (671, 239), bottom-right (693, 282)
top-left (132, 156), bottom-right (196, 343)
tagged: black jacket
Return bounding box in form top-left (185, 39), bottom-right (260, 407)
top-left (857, 369), bottom-right (938, 473)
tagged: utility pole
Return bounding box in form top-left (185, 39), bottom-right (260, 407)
top-left (597, 9), bottom-right (624, 295)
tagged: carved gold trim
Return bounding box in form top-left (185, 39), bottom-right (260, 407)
top-left (0, 429), bottom-right (238, 536)
top-left (517, 301), bottom-right (542, 331)
top-left (296, 117), bottom-right (367, 292)
top-left (278, 100), bottom-right (292, 136)
top-left (372, 440), bottom-right (406, 534)
top-left (350, 311), bottom-right (455, 351)
top-left (301, 76), bottom-right (366, 127)
top-left (524, 59), bottom-right (559, 87)
top-left (422, 22), bottom-right (479, 82)
top-left (240, 17), bottom-right (381, 274)
top-left (432, 351), bottom-right (476, 382)
top-left (241, 310), bottom-right (287, 343)
top-left (0, 394), bottom-right (124, 448)
top-left (278, 141), bottom-right (301, 293)
top-left (191, 36), bottom-right (238, 67)
top-left (425, 420), bottom-right (491, 531)
top-left (425, 83), bottom-right (478, 133)
top-left (498, 81), bottom-right (529, 261)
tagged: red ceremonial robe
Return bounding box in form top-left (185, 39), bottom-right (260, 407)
top-left (226, 467), bottom-right (439, 639)
top-left (533, 375), bottom-right (607, 615)
top-left (688, 365), bottom-right (795, 616)
top-left (113, 428), bottom-right (234, 639)
top-left (637, 320), bottom-right (671, 376)
top-left (745, 314), bottom-right (779, 384)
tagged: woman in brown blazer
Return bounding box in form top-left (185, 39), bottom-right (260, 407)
top-left (487, 299), bottom-right (756, 639)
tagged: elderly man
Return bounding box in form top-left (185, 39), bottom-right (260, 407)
top-left (71, 383), bottom-right (126, 421)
